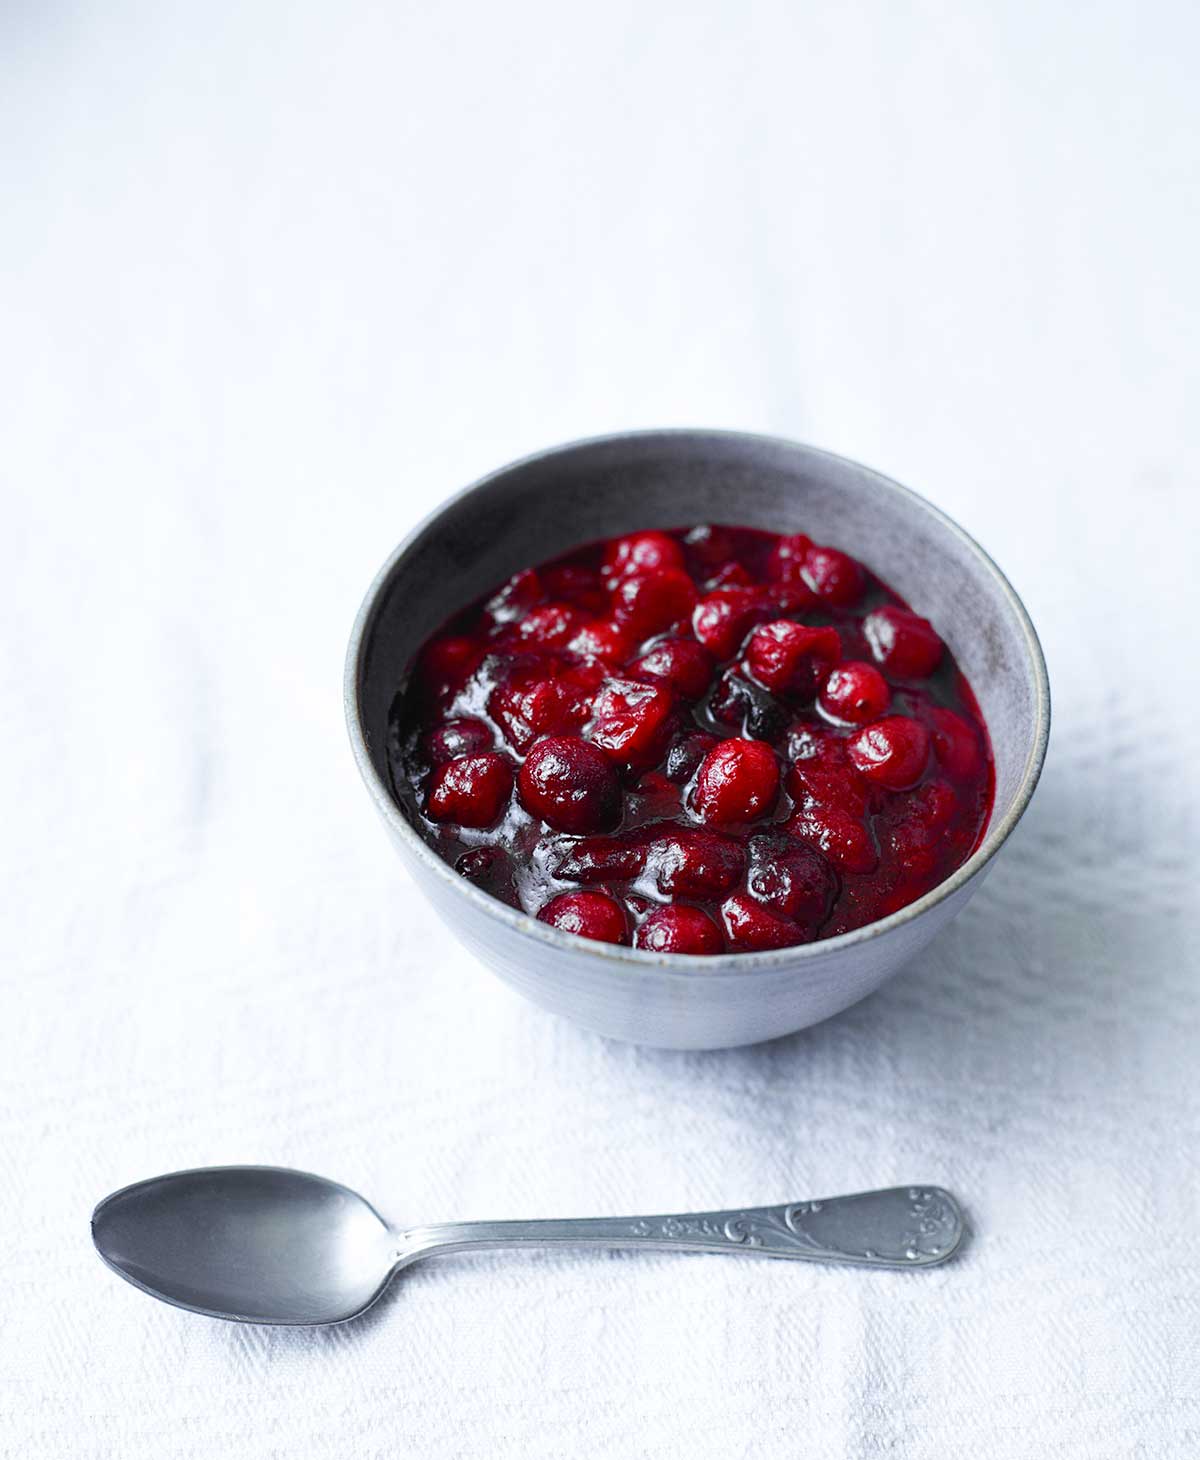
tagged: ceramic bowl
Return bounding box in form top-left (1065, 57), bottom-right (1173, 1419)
top-left (345, 431), bottom-right (1049, 1049)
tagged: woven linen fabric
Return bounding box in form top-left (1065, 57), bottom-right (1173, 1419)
top-left (3, 3), bottom-right (1198, 1456)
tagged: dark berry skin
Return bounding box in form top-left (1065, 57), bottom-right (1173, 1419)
top-left (603, 530), bottom-right (685, 582)
top-left (692, 739), bottom-right (780, 826)
top-left (423, 717), bottom-right (494, 765)
top-left (394, 523), bottom-right (993, 954)
top-left (628, 638), bottom-right (713, 699)
top-left (634, 905), bottom-right (723, 954)
top-left (847, 715), bottom-right (931, 790)
top-left (801, 544), bottom-right (864, 606)
top-left (612, 569), bottom-right (697, 640)
top-left (517, 736), bottom-right (621, 833)
top-left (720, 892), bottom-right (810, 950)
top-left (818, 662), bottom-right (890, 725)
top-left (864, 605), bottom-right (943, 678)
top-left (426, 753), bottom-right (513, 828)
top-left (744, 621), bottom-right (841, 699)
top-left (538, 890), bottom-right (628, 944)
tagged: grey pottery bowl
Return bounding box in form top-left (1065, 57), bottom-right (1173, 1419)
top-left (345, 431), bottom-right (1049, 1050)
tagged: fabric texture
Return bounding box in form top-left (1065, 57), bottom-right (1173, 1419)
top-left (2, 2), bottom-right (1198, 1455)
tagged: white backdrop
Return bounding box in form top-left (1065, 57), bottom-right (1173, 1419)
top-left (3, 2), bottom-right (1199, 1456)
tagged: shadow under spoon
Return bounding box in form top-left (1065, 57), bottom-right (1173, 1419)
top-left (91, 1165), bottom-right (966, 1325)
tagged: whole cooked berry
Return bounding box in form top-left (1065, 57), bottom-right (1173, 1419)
top-left (744, 621), bottom-right (841, 698)
top-left (801, 543), bottom-right (864, 605)
top-left (553, 835), bottom-right (649, 882)
top-left (692, 739), bottom-right (780, 825)
top-left (864, 605), bottom-right (943, 678)
top-left (767, 532), bottom-right (814, 582)
top-left (649, 827), bottom-right (746, 898)
top-left (691, 587), bottom-right (767, 659)
top-left (603, 530), bottom-right (685, 581)
top-left (423, 716), bottom-right (494, 765)
top-left (587, 677), bottom-right (676, 769)
top-left (634, 905), bottom-right (723, 954)
top-left (628, 638), bottom-right (713, 699)
top-left (720, 892), bottom-right (809, 950)
top-left (427, 753), bottom-right (513, 828)
top-left (612, 569), bottom-right (698, 640)
top-left (818, 661), bottom-right (890, 725)
top-left (567, 618), bottom-right (631, 666)
top-left (928, 706), bottom-right (983, 778)
top-left (746, 836), bottom-right (838, 925)
top-left (847, 716), bottom-right (931, 790)
top-left (537, 890), bottom-right (629, 944)
top-left (515, 601), bottom-right (587, 649)
top-left (517, 735), bottom-right (621, 833)
top-left (786, 806), bottom-right (879, 873)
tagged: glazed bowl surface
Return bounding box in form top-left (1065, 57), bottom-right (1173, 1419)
top-left (345, 431), bottom-right (1049, 1049)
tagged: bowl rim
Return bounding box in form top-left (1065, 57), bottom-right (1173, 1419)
top-left (344, 428), bottom-right (1050, 975)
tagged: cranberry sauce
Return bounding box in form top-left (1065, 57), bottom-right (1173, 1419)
top-left (387, 525), bottom-right (994, 954)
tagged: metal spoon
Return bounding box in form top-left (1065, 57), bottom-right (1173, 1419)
top-left (92, 1166), bottom-right (965, 1325)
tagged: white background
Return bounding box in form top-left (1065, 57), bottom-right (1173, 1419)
top-left (3, 2), bottom-right (1199, 1456)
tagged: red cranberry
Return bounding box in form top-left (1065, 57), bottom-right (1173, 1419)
top-left (567, 618), bottom-right (631, 666)
top-left (553, 835), bottom-right (648, 882)
top-left (612, 568), bottom-right (698, 640)
top-left (691, 587), bottom-right (767, 659)
top-left (928, 706), bottom-right (983, 778)
top-left (423, 716), bottom-right (494, 765)
top-left (818, 661), bottom-right (890, 725)
top-left (746, 836), bottom-right (838, 924)
top-left (705, 561), bottom-right (755, 590)
top-left (692, 739), bottom-right (780, 825)
top-left (426, 753), bottom-right (513, 828)
top-left (628, 638), bottom-right (713, 699)
top-left (847, 716), bottom-right (931, 790)
top-left (767, 532), bottom-right (814, 582)
top-left (587, 677), bottom-right (675, 769)
top-left (485, 568), bottom-right (542, 626)
top-left (720, 892), bottom-right (809, 950)
top-left (515, 601), bottom-right (587, 650)
top-left (542, 563), bottom-right (607, 612)
top-left (603, 531), bottom-right (685, 581)
top-left (801, 544), bottom-right (864, 605)
top-left (418, 636), bottom-right (483, 697)
top-left (864, 605), bottom-right (943, 678)
top-left (910, 778), bottom-right (958, 827)
top-left (649, 828), bottom-right (745, 898)
top-left (634, 905), bottom-right (723, 954)
top-left (538, 890), bottom-right (628, 944)
top-left (744, 621), bottom-right (841, 698)
top-left (786, 807), bottom-right (879, 873)
top-left (886, 819), bottom-right (938, 878)
top-left (786, 755), bottom-right (870, 819)
top-left (489, 676), bottom-right (587, 753)
top-left (517, 736), bottom-right (621, 833)
top-left (683, 524), bottom-right (735, 566)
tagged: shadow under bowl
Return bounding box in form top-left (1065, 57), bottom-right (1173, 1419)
top-left (345, 431), bottom-right (1049, 1049)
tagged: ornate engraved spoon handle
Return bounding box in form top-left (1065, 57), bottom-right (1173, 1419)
top-left (400, 1186), bottom-right (964, 1270)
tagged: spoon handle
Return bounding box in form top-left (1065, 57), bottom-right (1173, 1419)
top-left (401, 1185), bottom-right (963, 1270)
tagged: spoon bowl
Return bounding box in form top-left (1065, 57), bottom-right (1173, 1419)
top-left (93, 1165), bottom-right (966, 1325)
top-left (92, 1166), bottom-right (396, 1325)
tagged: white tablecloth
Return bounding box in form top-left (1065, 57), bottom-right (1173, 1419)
top-left (4, 3), bottom-right (1198, 1455)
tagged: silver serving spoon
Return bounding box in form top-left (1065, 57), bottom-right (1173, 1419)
top-left (92, 1166), bottom-right (965, 1325)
